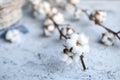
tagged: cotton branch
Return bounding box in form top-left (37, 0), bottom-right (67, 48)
top-left (47, 15), bottom-right (87, 71)
top-left (72, 3), bottom-right (120, 41)
top-left (82, 10), bottom-right (120, 40)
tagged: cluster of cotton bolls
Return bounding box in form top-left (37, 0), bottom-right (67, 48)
top-left (5, 29), bottom-right (21, 43)
top-left (29, 0), bottom-right (51, 18)
top-left (29, 0), bottom-right (64, 36)
top-left (30, 0), bottom-right (64, 20)
top-left (61, 33), bottom-right (89, 64)
top-left (90, 10), bottom-right (107, 24)
top-left (101, 31), bottom-right (115, 46)
top-left (43, 12), bottom-right (64, 36)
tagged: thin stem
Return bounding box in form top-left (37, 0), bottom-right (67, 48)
top-left (82, 9), bottom-right (90, 18)
top-left (49, 17), bottom-right (68, 39)
top-left (116, 34), bottom-right (120, 40)
top-left (80, 55), bottom-right (87, 71)
top-left (98, 24), bottom-right (117, 34)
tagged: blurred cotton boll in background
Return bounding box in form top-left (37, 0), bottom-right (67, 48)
top-left (5, 29), bottom-right (22, 43)
top-left (53, 12), bottom-right (64, 24)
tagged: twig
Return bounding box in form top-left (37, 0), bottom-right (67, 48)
top-left (49, 16), bottom-right (68, 39)
top-left (80, 55), bottom-right (87, 71)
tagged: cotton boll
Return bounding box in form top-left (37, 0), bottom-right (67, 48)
top-left (72, 46), bottom-right (83, 55)
top-left (72, 45), bottom-right (89, 55)
top-left (65, 38), bottom-right (76, 49)
top-left (44, 29), bottom-right (51, 36)
top-left (61, 53), bottom-right (69, 62)
top-left (101, 35), bottom-right (108, 43)
top-left (48, 25), bottom-right (55, 32)
top-left (66, 57), bottom-right (73, 65)
top-left (44, 19), bottom-right (55, 33)
top-left (90, 10), bottom-right (107, 24)
top-left (67, 28), bottom-right (74, 35)
top-left (98, 11), bottom-right (106, 21)
top-left (50, 7), bottom-right (58, 16)
top-left (101, 32), bottom-right (115, 46)
top-left (5, 29), bottom-right (21, 43)
top-left (52, 8), bottom-right (58, 14)
top-left (39, 1), bottom-right (51, 15)
top-left (103, 40), bottom-right (113, 46)
top-left (61, 27), bottom-right (74, 37)
top-left (44, 25), bottom-right (55, 36)
top-left (69, 33), bottom-right (79, 40)
top-left (44, 19), bottom-right (53, 25)
top-left (53, 12), bottom-right (64, 24)
top-left (67, 29), bottom-right (74, 35)
top-left (78, 33), bottom-right (89, 45)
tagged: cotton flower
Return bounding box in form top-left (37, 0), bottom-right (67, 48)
top-left (74, 9), bottom-right (82, 19)
top-left (90, 10), bottom-right (107, 24)
top-left (61, 33), bottom-right (89, 64)
top-left (48, 7), bottom-right (58, 17)
top-left (65, 33), bottom-right (89, 53)
top-left (44, 18), bottom-right (56, 36)
top-left (61, 27), bottom-right (75, 39)
top-left (60, 48), bottom-right (74, 65)
top-left (67, 0), bottom-right (80, 5)
top-left (61, 49), bottom-right (79, 64)
top-left (72, 45), bottom-right (89, 55)
top-left (5, 29), bottom-right (21, 43)
top-left (38, 1), bottom-right (51, 15)
top-left (53, 12), bottom-right (64, 24)
top-left (44, 18), bottom-right (54, 26)
top-left (78, 33), bottom-right (89, 45)
top-left (101, 31), bottom-right (115, 46)
top-left (65, 33), bottom-right (89, 46)
top-left (61, 53), bottom-right (69, 62)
